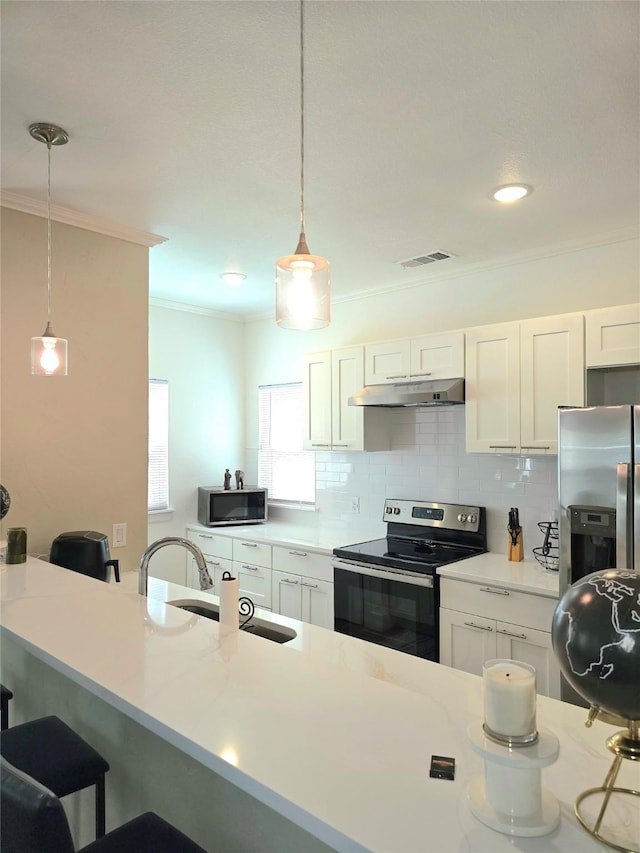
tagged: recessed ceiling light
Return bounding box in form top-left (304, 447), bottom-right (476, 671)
top-left (492, 184), bottom-right (533, 203)
top-left (220, 272), bottom-right (246, 286)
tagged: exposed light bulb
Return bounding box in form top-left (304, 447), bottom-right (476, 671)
top-left (287, 261), bottom-right (316, 328)
top-left (40, 339), bottom-right (60, 374)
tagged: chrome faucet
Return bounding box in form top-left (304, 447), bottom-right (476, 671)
top-left (138, 536), bottom-right (214, 596)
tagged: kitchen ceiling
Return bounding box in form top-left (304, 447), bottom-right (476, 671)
top-left (1, 1), bottom-right (638, 319)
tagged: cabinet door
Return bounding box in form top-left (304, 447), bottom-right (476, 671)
top-left (272, 570), bottom-right (303, 620)
top-left (496, 622), bottom-right (561, 700)
top-left (520, 314), bottom-right (584, 454)
top-left (364, 340), bottom-right (411, 385)
top-left (585, 304), bottom-right (640, 367)
top-left (301, 578), bottom-right (334, 629)
top-left (186, 529), bottom-right (233, 560)
top-left (439, 608), bottom-right (496, 675)
top-left (410, 332), bottom-right (465, 380)
top-left (303, 350), bottom-right (332, 450)
top-left (234, 561), bottom-right (272, 610)
top-left (465, 323), bottom-right (521, 453)
top-left (331, 346), bottom-right (365, 450)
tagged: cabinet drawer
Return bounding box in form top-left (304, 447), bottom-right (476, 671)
top-left (233, 561), bottom-right (272, 609)
top-left (232, 539), bottom-right (272, 568)
top-left (186, 529), bottom-right (233, 560)
top-left (439, 578), bottom-right (556, 632)
top-left (272, 545), bottom-right (332, 581)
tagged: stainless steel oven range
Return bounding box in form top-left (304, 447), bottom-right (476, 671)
top-left (332, 499), bottom-right (487, 662)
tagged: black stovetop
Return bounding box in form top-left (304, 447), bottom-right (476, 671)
top-left (333, 534), bottom-right (485, 575)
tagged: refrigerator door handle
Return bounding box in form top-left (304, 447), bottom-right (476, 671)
top-left (616, 463), bottom-right (629, 569)
top-left (635, 464), bottom-right (639, 572)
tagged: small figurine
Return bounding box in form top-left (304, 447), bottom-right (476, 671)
top-left (223, 469), bottom-right (231, 490)
top-left (235, 469), bottom-right (245, 490)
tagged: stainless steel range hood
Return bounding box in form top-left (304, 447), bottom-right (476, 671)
top-left (349, 378), bottom-right (465, 408)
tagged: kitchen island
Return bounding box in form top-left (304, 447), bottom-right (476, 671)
top-left (1, 557), bottom-right (638, 851)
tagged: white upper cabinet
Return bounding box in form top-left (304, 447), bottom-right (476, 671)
top-left (585, 303), bottom-right (640, 367)
top-left (303, 346), bottom-right (389, 451)
top-left (465, 314), bottom-right (584, 454)
top-left (364, 331), bottom-right (464, 385)
top-left (465, 322), bottom-right (521, 454)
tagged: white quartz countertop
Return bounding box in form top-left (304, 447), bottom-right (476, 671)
top-left (1, 558), bottom-right (637, 852)
top-left (188, 520), bottom-right (559, 597)
top-left (185, 519), bottom-right (386, 555)
top-left (437, 553), bottom-right (560, 598)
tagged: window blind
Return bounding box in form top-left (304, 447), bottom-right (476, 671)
top-left (258, 383), bottom-right (315, 505)
top-left (148, 379), bottom-right (169, 511)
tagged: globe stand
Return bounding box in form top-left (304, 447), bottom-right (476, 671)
top-left (574, 717), bottom-right (640, 853)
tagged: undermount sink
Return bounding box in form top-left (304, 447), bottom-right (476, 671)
top-left (167, 599), bottom-right (297, 644)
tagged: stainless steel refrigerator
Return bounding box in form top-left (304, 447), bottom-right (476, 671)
top-left (558, 405), bottom-right (639, 704)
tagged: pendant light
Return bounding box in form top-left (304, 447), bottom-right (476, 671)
top-left (29, 122), bottom-right (69, 375)
top-left (275, 0), bottom-right (330, 330)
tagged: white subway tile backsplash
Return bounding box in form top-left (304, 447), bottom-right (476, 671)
top-left (312, 407), bottom-right (558, 556)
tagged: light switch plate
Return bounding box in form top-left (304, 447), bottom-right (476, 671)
top-left (112, 523), bottom-right (127, 548)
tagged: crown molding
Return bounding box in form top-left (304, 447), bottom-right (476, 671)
top-left (243, 227), bottom-right (639, 323)
top-left (149, 296), bottom-right (244, 323)
top-left (333, 227), bottom-right (640, 307)
top-left (0, 191), bottom-right (167, 248)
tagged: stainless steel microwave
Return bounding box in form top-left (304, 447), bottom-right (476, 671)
top-left (197, 487), bottom-right (268, 527)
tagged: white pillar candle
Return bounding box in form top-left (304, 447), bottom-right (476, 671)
top-left (483, 659), bottom-right (536, 738)
top-left (219, 575), bottom-right (239, 631)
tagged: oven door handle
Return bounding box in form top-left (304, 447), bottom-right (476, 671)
top-left (332, 557), bottom-right (434, 588)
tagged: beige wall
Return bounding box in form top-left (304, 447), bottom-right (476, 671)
top-left (0, 207), bottom-right (149, 571)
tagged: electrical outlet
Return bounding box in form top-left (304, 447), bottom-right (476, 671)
top-left (112, 523), bottom-right (127, 548)
top-left (351, 497), bottom-right (360, 514)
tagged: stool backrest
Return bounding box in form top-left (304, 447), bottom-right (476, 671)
top-left (0, 756), bottom-right (75, 853)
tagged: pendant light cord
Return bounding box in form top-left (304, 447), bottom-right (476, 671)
top-left (46, 139), bottom-right (53, 326)
top-left (299, 0), bottom-right (305, 236)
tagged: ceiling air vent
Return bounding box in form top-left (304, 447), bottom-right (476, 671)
top-left (397, 250), bottom-right (455, 269)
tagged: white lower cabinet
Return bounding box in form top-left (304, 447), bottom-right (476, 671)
top-left (439, 578), bottom-right (560, 699)
top-left (185, 528), bottom-right (234, 594)
top-left (272, 546), bottom-right (334, 629)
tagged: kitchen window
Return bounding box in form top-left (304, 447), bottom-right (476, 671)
top-left (148, 378), bottom-right (169, 513)
top-left (258, 383), bottom-right (315, 507)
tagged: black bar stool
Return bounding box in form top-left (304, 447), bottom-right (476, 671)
top-left (1, 756), bottom-right (207, 852)
top-left (0, 683), bottom-right (13, 730)
top-left (0, 715), bottom-right (110, 838)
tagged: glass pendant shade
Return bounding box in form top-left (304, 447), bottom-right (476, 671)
top-left (31, 323), bottom-right (68, 376)
top-left (275, 234), bottom-right (331, 330)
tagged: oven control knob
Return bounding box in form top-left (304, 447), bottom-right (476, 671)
top-left (457, 513), bottom-right (468, 523)
top-left (468, 513), bottom-right (477, 524)
top-left (393, 507), bottom-right (400, 515)
top-left (385, 507), bottom-right (392, 514)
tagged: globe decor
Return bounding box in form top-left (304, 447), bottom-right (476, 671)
top-left (552, 568), bottom-right (640, 853)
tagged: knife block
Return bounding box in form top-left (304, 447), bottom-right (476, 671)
top-left (508, 530), bottom-right (524, 562)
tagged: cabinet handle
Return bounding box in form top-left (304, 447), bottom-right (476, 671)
top-left (489, 445), bottom-right (517, 450)
top-left (520, 445), bottom-right (550, 450)
top-left (311, 443), bottom-right (330, 447)
top-left (205, 560), bottom-right (220, 567)
top-left (480, 587), bottom-right (510, 596)
top-left (240, 542), bottom-right (258, 548)
top-left (242, 564), bottom-right (259, 571)
top-left (198, 534), bottom-right (214, 539)
top-left (410, 372), bottom-right (432, 378)
top-left (301, 581), bottom-right (318, 588)
top-left (289, 550), bottom-right (308, 557)
top-left (282, 578), bottom-right (299, 585)
top-left (464, 621), bottom-right (493, 632)
top-left (333, 444), bottom-right (349, 447)
top-left (386, 374), bottom-right (409, 380)
top-left (497, 628), bottom-right (528, 639)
